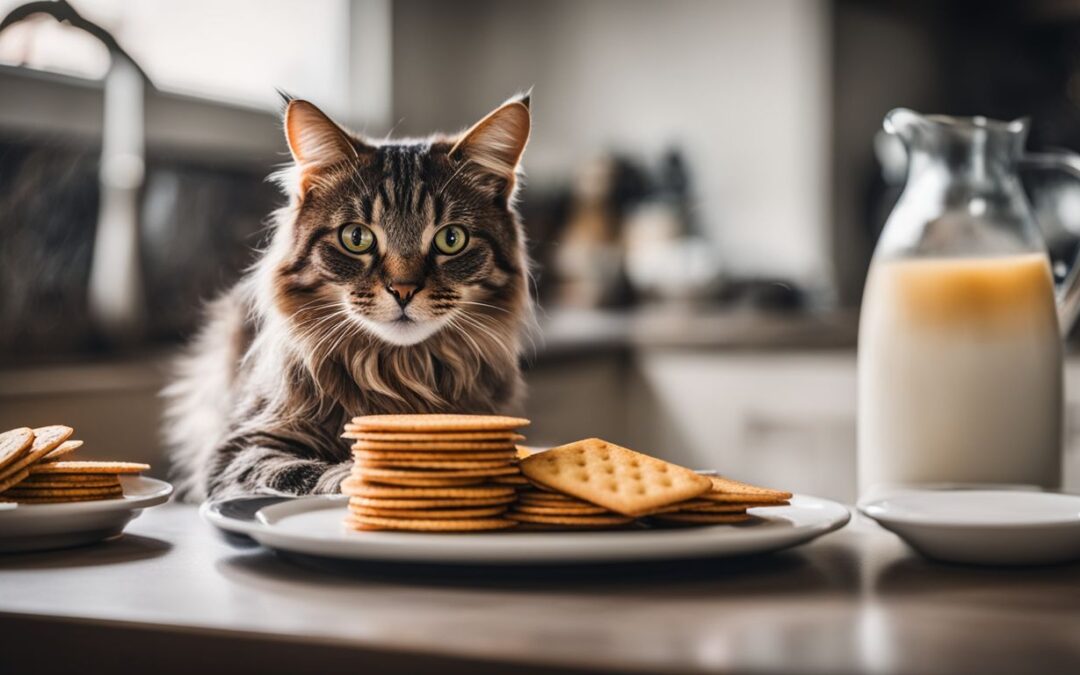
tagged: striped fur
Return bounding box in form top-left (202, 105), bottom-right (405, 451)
top-left (164, 96), bottom-right (533, 501)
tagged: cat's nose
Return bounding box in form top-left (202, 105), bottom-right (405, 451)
top-left (386, 280), bottom-right (422, 306)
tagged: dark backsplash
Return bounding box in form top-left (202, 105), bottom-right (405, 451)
top-left (0, 136), bottom-right (277, 362)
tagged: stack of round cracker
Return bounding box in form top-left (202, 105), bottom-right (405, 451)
top-left (340, 414), bottom-right (529, 532)
top-left (508, 483), bottom-right (634, 530)
top-left (0, 426), bottom-right (150, 504)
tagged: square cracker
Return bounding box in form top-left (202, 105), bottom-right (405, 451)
top-left (520, 438), bottom-right (711, 517)
top-left (701, 476), bottom-right (793, 503)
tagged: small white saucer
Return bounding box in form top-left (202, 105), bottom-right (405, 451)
top-left (0, 476), bottom-right (173, 553)
top-left (860, 489), bottom-right (1080, 566)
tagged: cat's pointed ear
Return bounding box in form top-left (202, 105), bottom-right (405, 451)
top-left (284, 100), bottom-right (361, 196)
top-left (450, 94), bottom-right (531, 195)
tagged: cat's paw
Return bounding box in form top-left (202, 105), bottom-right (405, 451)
top-left (315, 461), bottom-right (353, 494)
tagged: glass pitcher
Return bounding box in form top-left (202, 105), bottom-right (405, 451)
top-left (858, 109), bottom-right (1080, 497)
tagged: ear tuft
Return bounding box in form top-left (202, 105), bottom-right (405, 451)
top-left (450, 96), bottom-right (531, 194)
top-left (284, 100), bottom-right (357, 171)
top-left (276, 88), bottom-right (296, 109)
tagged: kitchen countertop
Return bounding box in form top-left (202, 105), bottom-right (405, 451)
top-left (537, 307), bottom-right (858, 356)
top-left (1, 503), bottom-right (1078, 674)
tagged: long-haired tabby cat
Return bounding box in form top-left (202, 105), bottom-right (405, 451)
top-left (165, 94), bottom-right (533, 501)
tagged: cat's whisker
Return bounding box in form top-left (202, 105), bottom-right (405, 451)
top-left (291, 297), bottom-right (340, 313)
top-left (325, 317), bottom-right (362, 357)
top-left (294, 308), bottom-right (351, 334)
top-left (294, 318), bottom-right (351, 349)
top-left (291, 303), bottom-right (352, 331)
top-left (444, 317), bottom-right (482, 365)
top-left (456, 300), bottom-right (511, 314)
top-left (453, 311), bottom-right (516, 364)
top-left (303, 315), bottom-right (355, 356)
top-left (289, 304), bottom-right (352, 334)
top-left (461, 300), bottom-right (539, 356)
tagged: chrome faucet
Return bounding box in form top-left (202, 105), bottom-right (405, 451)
top-left (1, 0), bottom-right (152, 345)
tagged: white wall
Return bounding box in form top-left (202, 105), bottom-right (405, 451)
top-left (392, 0), bottom-right (832, 288)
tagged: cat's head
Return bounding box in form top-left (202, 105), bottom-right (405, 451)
top-left (267, 95), bottom-right (531, 350)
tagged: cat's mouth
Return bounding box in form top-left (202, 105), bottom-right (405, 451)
top-left (356, 310), bottom-right (448, 347)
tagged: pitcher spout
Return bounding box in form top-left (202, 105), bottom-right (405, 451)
top-left (882, 108), bottom-right (923, 144)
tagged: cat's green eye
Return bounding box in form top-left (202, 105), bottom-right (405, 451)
top-left (433, 225), bottom-right (468, 255)
top-left (339, 223), bottom-right (375, 254)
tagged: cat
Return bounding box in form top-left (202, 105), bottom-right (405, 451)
top-left (164, 94), bottom-right (534, 501)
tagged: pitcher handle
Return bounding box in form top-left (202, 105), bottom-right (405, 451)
top-left (1020, 152), bottom-right (1080, 337)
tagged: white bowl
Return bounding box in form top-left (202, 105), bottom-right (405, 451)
top-left (859, 489), bottom-right (1080, 566)
top-left (0, 476), bottom-right (172, 553)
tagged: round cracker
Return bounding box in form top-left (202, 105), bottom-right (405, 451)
top-left (9, 493), bottom-right (122, 504)
top-left (5, 485), bottom-right (123, 497)
top-left (43, 439), bottom-right (84, 462)
top-left (30, 425), bottom-right (74, 454)
top-left (519, 494), bottom-right (593, 504)
top-left (651, 512), bottom-right (753, 524)
top-left (29, 461), bottom-right (149, 475)
top-left (0, 428), bottom-right (33, 473)
top-left (354, 475), bottom-right (489, 488)
top-left (21, 472), bottom-right (120, 484)
top-left (518, 494), bottom-right (591, 506)
top-left (13, 478), bottom-right (119, 489)
top-left (513, 503), bottom-right (610, 516)
top-left (506, 512), bottom-right (633, 526)
top-left (0, 427), bottom-right (75, 481)
top-left (355, 466), bottom-right (521, 480)
top-left (0, 468), bottom-right (30, 493)
top-left (348, 495), bottom-right (515, 509)
top-left (344, 514), bottom-right (518, 532)
top-left (513, 522), bottom-right (576, 531)
top-left (515, 445), bottom-right (544, 459)
top-left (344, 430), bottom-right (526, 442)
top-left (356, 459), bottom-right (515, 470)
top-left (348, 414), bottom-right (530, 432)
top-left (341, 481), bottom-right (515, 499)
top-left (349, 505), bottom-right (509, 519)
top-left (354, 449), bottom-right (517, 461)
top-left (491, 474), bottom-right (530, 486)
top-left (349, 470), bottom-right (485, 484)
top-left (352, 440), bottom-right (517, 452)
top-left (518, 489), bottom-right (581, 500)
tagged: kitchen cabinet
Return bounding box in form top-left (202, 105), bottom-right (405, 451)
top-left (629, 350), bottom-right (858, 502)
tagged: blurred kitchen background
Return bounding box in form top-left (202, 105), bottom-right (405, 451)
top-left (4, 0), bottom-right (1080, 500)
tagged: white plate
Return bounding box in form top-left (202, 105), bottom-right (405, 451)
top-left (0, 476), bottom-right (173, 553)
top-left (231, 494), bottom-right (849, 565)
top-left (859, 489), bottom-right (1080, 565)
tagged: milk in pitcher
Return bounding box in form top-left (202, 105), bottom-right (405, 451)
top-left (858, 253), bottom-right (1062, 493)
